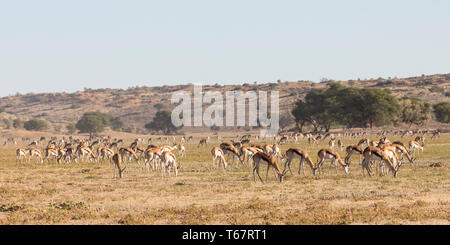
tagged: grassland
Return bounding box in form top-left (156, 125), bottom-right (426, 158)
top-left (0, 134), bottom-right (449, 225)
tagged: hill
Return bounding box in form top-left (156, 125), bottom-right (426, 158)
top-left (0, 74), bottom-right (449, 133)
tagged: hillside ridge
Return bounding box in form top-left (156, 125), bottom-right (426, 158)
top-left (0, 73), bottom-right (449, 133)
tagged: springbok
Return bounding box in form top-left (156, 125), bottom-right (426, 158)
top-left (211, 146), bottom-right (227, 169)
top-left (112, 153), bottom-right (126, 179)
top-left (282, 148), bottom-right (316, 176)
top-left (252, 152), bottom-right (285, 183)
top-left (316, 148), bottom-right (349, 175)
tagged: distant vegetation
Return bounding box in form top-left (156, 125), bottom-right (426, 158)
top-left (399, 97), bottom-right (431, 127)
top-left (24, 119), bottom-right (49, 131)
top-left (433, 102), bottom-right (450, 123)
top-left (66, 123), bottom-right (77, 134)
top-left (145, 110), bottom-right (182, 134)
top-left (290, 83), bottom-right (439, 132)
top-left (75, 111), bottom-right (124, 136)
top-left (0, 74), bottom-right (449, 133)
top-left (291, 83), bottom-right (401, 132)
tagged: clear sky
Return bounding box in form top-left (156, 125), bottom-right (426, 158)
top-left (1, 0), bottom-right (449, 96)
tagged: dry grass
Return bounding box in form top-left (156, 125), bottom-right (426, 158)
top-left (0, 133), bottom-right (449, 225)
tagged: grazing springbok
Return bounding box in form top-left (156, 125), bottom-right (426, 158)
top-left (119, 147), bottom-right (140, 165)
top-left (344, 139), bottom-right (369, 166)
top-left (252, 152), bottom-right (285, 183)
top-left (391, 143), bottom-right (415, 166)
top-left (112, 153), bottom-right (126, 179)
top-left (29, 148), bottom-right (44, 164)
top-left (144, 147), bottom-right (162, 171)
top-left (362, 146), bottom-right (398, 178)
top-left (161, 151), bottom-right (178, 177)
top-left (379, 145), bottom-right (400, 177)
top-left (211, 146), bottom-right (227, 169)
top-left (240, 146), bottom-right (263, 166)
top-left (16, 148), bottom-right (27, 164)
top-left (220, 142), bottom-right (243, 166)
top-left (282, 148), bottom-right (316, 176)
top-left (316, 148), bottom-right (349, 175)
top-left (408, 140), bottom-right (423, 157)
top-left (44, 148), bottom-right (59, 163)
top-left (97, 147), bottom-right (114, 163)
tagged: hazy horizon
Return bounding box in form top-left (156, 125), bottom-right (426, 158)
top-left (1, 0), bottom-right (449, 97)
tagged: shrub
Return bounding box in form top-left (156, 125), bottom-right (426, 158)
top-left (24, 119), bottom-right (49, 131)
top-left (430, 85), bottom-right (445, 94)
top-left (433, 102), bottom-right (450, 123)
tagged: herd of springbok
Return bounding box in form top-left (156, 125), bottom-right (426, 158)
top-left (12, 129), bottom-right (439, 182)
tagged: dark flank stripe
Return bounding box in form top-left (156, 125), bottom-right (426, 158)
top-left (291, 148), bottom-right (306, 158)
top-left (347, 146), bottom-right (363, 154)
top-left (371, 149), bottom-right (384, 158)
top-left (325, 149), bottom-right (338, 158)
top-left (258, 152), bottom-right (273, 162)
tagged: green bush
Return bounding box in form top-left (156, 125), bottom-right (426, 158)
top-left (433, 102), bottom-right (450, 123)
top-left (24, 119), bottom-right (49, 131)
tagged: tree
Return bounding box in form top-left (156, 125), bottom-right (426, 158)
top-left (24, 119), bottom-right (49, 131)
top-left (66, 123), bottom-right (77, 134)
top-left (433, 102), bottom-right (450, 123)
top-left (291, 100), bottom-right (316, 132)
top-left (75, 111), bottom-right (124, 135)
top-left (359, 88), bottom-right (401, 128)
top-left (294, 83), bottom-right (348, 132)
top-left (76, 111), bottom-right (112, 136)
top-left (291, 83), bottom-right (401, 131)
top-left (145, 110), bottom-right (182, 134)
top-left (399, 97), bottom-right (431, 127)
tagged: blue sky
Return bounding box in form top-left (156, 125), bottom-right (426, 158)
top-left (1, 0), bottom-right (449, 96)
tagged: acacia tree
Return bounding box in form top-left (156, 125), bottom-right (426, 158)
top-left (359, 88), bottom-right (401, 128)
top-left (433, 102), bottom-right (450, 123)
top-left (291, 83), bottom-right (401, 131)
top-left (24, 119), bottom-right (49, 131)
top-left (145, 110), bottom-right (182, 134)
top-left (76, 112), bottom-right (108, 137)
top-left (292, 83), bottom-right (352, 132)
top-left (399, 97), bottom-right (431, 127)
top-left (75, 111), bottom-right (123, 136)
top-left (291, 100), bottom-right (316, 132)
